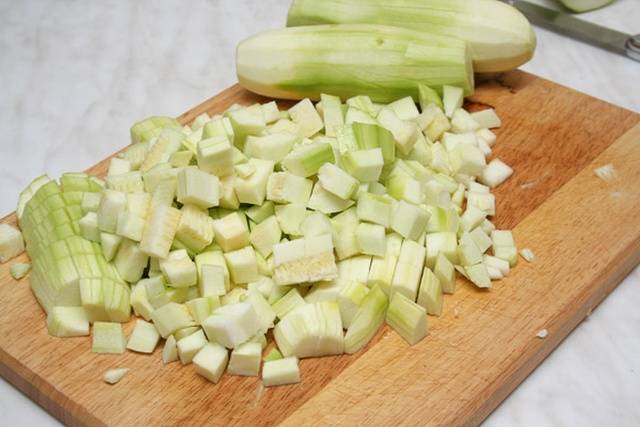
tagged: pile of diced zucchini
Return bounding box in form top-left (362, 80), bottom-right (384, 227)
top-left (13, 84), bottom-right (517, 387)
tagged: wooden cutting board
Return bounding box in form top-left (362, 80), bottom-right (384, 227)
top-left (1, 70), bottom-right (639, 427)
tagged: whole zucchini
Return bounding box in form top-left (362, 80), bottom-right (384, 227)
top-left (287, 0), bottom-right (536, 73)
top-left (236, 24), bottom-right (473, 102)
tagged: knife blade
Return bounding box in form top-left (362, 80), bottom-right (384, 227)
top-left (503, 0), bottom-right (640, 62)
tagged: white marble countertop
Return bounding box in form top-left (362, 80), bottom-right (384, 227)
top-left (1, 0), bottom-right (638, 425)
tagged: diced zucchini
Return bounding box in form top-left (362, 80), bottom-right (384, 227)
top-left (193, 342), bottom-right (229, 383)
top-left (228, 342), bottom-right (262, 376)
top-left (127, 319), bottom-right (160, 353)
top-left (92, 321), bottom-right (126, 354)
top-left (202, 302), bottom-right (260, 349)
top-left (386, 293), bottom-right (428, 345)
top-left (344, 285), bottom-right (388, 354)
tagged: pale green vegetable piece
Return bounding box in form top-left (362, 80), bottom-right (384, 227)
top-left (47, 306), bottom-right (90, 337)
top-left (267, 172), bottom-right (313, 205)
top-left (196, 136), bottom-right (234, 176)
top-left (92, 321), bottom-right (126, 354)
top-left (186, 297), bottom-right (214, 324)
top-left (356, 193), bottom-right (392, 227)
top-left (234, 158), bottom-right (275, 205)
top-left (320, 94), bottom-right (344, 137)
top-left (177, 329), bottom-right (208, 364)
top-left (418, 84), bottom-right (443, 110)
top-left (386, 174), bottom-right (423, 205)
top-left (177, 167), bottom-right (220, 209)
top-left (264, 348), bottom-right (283, 362)
top-left (211, 211), bottom-right (250, 253)
top-left (301, 212), bottom-right (333, 238)
top-left (244, 289), bottom-right (277, 332)
top-left (106, 171), bottom-right (144, 193)
top-left (274, 301), bottom-right (344, 358)
top-left (202, 302), bottom-right (260, 349)
top-left (103, 368), bottom-right (129, 385)
top-left (282, 142), bottom-right (334, 178)
top-left (450, 108), bottom-right (480, 134)
top-left (200, 264), bottom-right (227, 297)
top-left (520, 248), bottom-right (535, 263)
top-left (162, 335), bottom-right (179, 364)
top-left (342, 148), bottom-right (384, 182)
top-left (367, 233), bottom-right (403, 295)
top-left (224, 246), bottom-right (259, 284)
top-left (262, 357), bottom-right (300, 387)
top-left (10, 262), bottom-right (31, 280)
top-left (228, 342), bottom-right (262, 376)
top-left (159, 250), bottom-right (197, 288)
top-left (307, 182), bottom-right (355, 214)
top-left (416, 268), bottom-right (443, 316)
top-left (443, 85), bottom-right (464, 118)
top-left (337, 255), bottom-right (372, 284)
top-left (465, 263), bottom-right (492, 288)
top-left (176, 204), bottom-right (214, 252)
top-left (81, 192), bottom-right (102, 213)
top-left (274, 203), bottom-right (306, 236)
top-left (272, 288), bottom-right (306, 319)
top-left (390, 239), bottom-right (425, 302)
top-left (130, 280), bottom-right (154, 321)
top-left (288, 98), bottom-right (324, 137)
top-left (113, 239), bottom-right (148, 283)
top-left (470, 108), bottom-right (501, 129)
top-left (130, 116), bottom-right (180, 144)
top-left (174, 326), bottom-right (201, 341)
top-left (127, 319), bottom-right (160, 353)
top-left (97, 190), bottom-right (127, 234)
top-left (425, 231), bottom-right (458, 269)
top-left (449, 144), bottom-right (486, 176)
top-left (221, 287), bottom-right (248, 306)
top-left (355, 223), bottom-right (386, 257)
top-left (377, 108), bottom-right (418, 156)
top-left (237, 25), bottom-right (473, 102)
top-left (468, 227), bottom-right (493, 254)
top-left (287, 0), bottom-right (535, 73)
top-left (245, 132), bottom-right (299, 163)
top-left (480, 158), bottom-right (513, 188)
top-left (304, 280), bottom-right (343, 304)
top-left (386, 293), bottom-right (428, 345)
top-left (434, 253), bottom-right (456, 294)
top-left (143, 276), bottom-right (169, 309)
top-left (344, 285), bottom-right (388, 354)
top-left (151, 302), bottom-right (195, 338)
top-left (317, 162), bottom-right (359, 200)
top-left (390, 201), bottom-right (430, 241)
top-left (338, 281), bottom-right (369, 328)
top-left (458, 233), bottom-right (484, 267)
top-left (226, 107), bottom-right (266, 149)
top-left (246, 201), bottom-right (275, 224)
top-left (193, 342), bottom-right (229, 384)
top-left (79, 212), bottom-right (100, 242)
top-left (139, 205), bottom-right (182, 259)
top-left (466, 191), bottom-right (496, 216)
top-left (140, 128), bottom-right (184, 172)
top-left (272, 235), bottom-right (337, 285)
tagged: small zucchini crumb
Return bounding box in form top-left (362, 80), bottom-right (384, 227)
top-left (519, 248), bottom-right (535, 263)
top-left (103, 368), bottom-right (129, 385)
top-left (594, 164), bottom-right (616, 182)
top-left (536, 329), bottom-right (548, 339)
top-left (10, 262), bottom-right (31, 280)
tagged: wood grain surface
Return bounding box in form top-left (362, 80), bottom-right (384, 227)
top-left (0, 70), bottom-right (638, 427)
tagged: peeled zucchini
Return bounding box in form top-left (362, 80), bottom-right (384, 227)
top-left (237, 24), bottom-right (473, 102)
top-left (287, 0), bottom-right (536, 73)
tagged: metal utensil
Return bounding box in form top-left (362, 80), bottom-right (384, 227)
top-left (503, 0), bottom-right (640, 62)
